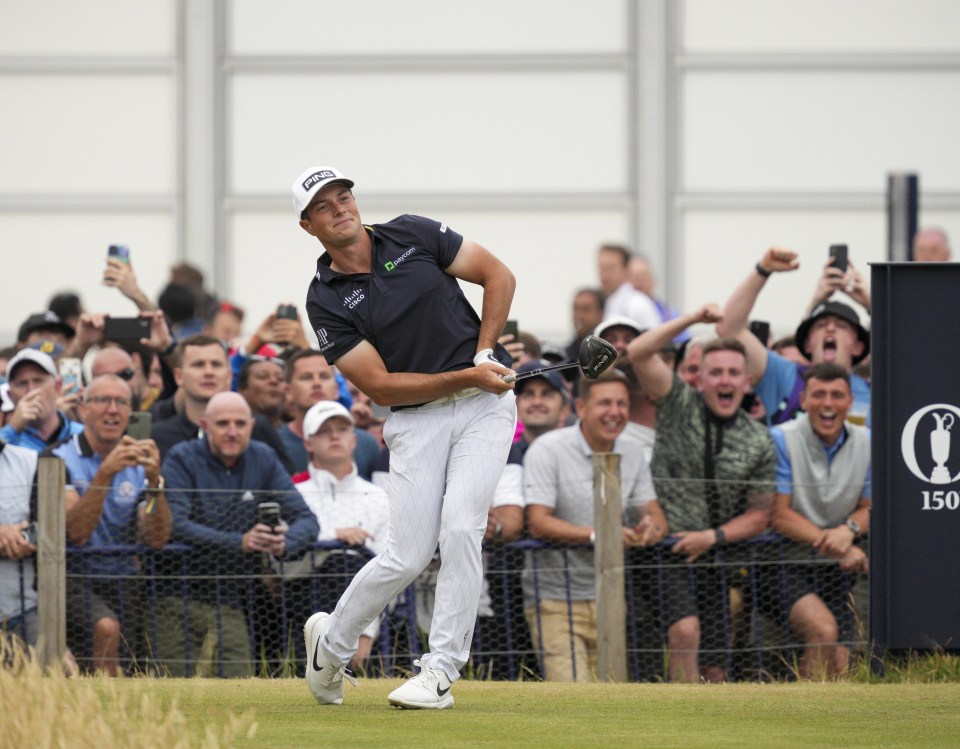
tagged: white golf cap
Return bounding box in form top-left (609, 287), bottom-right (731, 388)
top-left (593, 316), bottom-right (643, 339)
top-left (7, 348), bottom-right (58, 380)
top-left (0, 383), bottom-right (13, 413)
top-left (292, 165), bottom-right (355, 215)
top-left (303, 400), bottom-right (354, 437)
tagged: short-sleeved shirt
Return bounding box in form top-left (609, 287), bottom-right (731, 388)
top-left (650, 375), bottom-right (775, 533)
top-left (53, 432), bottom-right (146, 577)
top-left (0, 442), bottom-right (38, 620)
top-left (0, 411), bottom-right (83, 452)
top-left (522, 425), bottom-right (656, 604)
top-left (305, 215), bottom-right (507, 374)
top-left (757, 349), bottom-right (871, 426)
top-left (603, 283), bottom-right (661, 329)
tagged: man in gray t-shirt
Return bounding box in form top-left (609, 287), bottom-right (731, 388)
top-left (522, 369), bottom-right (666, 681)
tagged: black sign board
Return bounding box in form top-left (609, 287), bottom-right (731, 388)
top-left (871, 262), bottom-right (960, 653)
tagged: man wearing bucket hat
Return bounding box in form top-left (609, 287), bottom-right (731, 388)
top-left (716, 248), bottom-right (871, 426)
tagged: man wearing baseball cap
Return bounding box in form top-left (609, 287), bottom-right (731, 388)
top-left (513, 360), bottom-right (571, 456)
top-left (283, 400), bottom-right (390, 674)
top-left (295, 164), bottom-right (516, 709)
top-left (17, 311), bottom-right (75, 349)
top-left (0, 349), bottom-right (82, 451)
top-left (593, 316), bottom-right (643, 358)
top-left (716, 248), bottom-right (871, 426)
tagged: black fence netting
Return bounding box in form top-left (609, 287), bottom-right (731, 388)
top-left (4, 476), bottom-right (869, 681)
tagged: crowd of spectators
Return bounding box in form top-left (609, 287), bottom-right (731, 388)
top-left (0, 227), bottom-right (952, 680)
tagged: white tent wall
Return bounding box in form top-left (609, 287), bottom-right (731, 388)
top-left (2, 0), bottom-right (959, 346)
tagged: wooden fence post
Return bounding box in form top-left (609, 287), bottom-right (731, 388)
top-left (36, 456), bottom-right (66, 671)
top-left (593, 452), bottom-right (626, 682)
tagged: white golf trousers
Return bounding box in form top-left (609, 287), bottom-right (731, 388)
top-left (322, 389), bottom-right (516, 680)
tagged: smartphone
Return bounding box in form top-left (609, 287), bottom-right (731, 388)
top-left (501, 319), bottom-right (519, 340)
top-left (829, 244), bottom-right (848, 273)
top-left (103, 316), bottom-right (150, 341)
top-left (108, 244), bottom-right (130, 264)
top-left (748, 320), bottom-right (771, 347)
top-left (127, 411), bottom-right (152, 440)
top-left (276, 304), bottom-right (298, 321)
top-left (258, 501), bottom-right (281, 530)
top-left (59, 357), bottom-right (82, 395)
top-left (21, 521), bottom-right (38, 546)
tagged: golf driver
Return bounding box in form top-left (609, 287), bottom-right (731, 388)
top-left (502, 335), bottom-right (618, 383)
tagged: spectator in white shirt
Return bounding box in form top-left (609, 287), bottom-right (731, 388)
top-left (597, 244), bottom-right (661, 329)
top-left (287, 400), bottom-right (389, 671)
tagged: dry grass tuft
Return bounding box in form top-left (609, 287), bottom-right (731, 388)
top-left (0, 639), bottom-right (257, 749)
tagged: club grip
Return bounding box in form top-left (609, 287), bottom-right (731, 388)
top-left (502, 373), bottom-right (517, 383)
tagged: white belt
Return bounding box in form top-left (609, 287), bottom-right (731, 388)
top-left (392, 387), bottom-right (483, 412)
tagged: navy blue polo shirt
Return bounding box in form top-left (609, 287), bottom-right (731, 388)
top-left (306, 214), bottom-right (505, 375)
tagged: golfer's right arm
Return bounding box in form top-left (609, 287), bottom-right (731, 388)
top-left (334, 340), bottom-right (514, 407)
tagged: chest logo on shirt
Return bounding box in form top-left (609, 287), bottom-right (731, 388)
top-left (343, 289), bottom-right (365, 309)
top-left (117, 480), bottom-right (137, 502)
top-left (384, 247), bottom-right (416, 272)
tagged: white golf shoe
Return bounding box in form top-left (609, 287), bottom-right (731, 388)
top-left (387, 659), bottom-right (455, 710)
top-left (304, 612), bottom-right (356, 706)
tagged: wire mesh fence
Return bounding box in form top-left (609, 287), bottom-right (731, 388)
top-left (5, 534), bottom-right (867, 681)
top-left (0, 456), bottom-right (872, 681)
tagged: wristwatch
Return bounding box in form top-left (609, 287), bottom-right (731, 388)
top-left (844, 518), bottom-right (861, 536)
top-left (145, 475), bottom-right (164, 515)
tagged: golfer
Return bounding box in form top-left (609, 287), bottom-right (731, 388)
top-left (294, 165), bottom-right (517, 709)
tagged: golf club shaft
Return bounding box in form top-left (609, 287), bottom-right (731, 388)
top-left (502, 361), bottom-right (578, 384)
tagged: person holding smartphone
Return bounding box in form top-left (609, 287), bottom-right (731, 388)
top-left (0, 437), bottom-right (40, 650)
top-left (155, 391), bottom-right (318, 677)
top-left (807, 245), bottom-right (871, 314)
top-left (102, 245), bottom-right (158, 313)
top-left (0, 349), bottom-right (83, 452)
top-left (52, 373), bottom-right (172, 675)
top-left (716, 247), bottom-right (871, 427)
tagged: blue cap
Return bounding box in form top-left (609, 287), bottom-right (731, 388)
top-left (514, 360), bottom-right (569, 402)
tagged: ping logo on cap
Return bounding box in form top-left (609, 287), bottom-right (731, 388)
top-left (302, 170), bottom-right (337, 190)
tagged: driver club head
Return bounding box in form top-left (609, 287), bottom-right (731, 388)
top-left (578, 335), bottom-right (618, 379)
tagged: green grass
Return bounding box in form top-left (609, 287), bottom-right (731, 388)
top-left (136, 678), bottom-right (960, 749)
top-left (6, 635), bottom-right (958, 749)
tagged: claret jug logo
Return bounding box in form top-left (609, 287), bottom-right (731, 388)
top-left (901, 404), bottom-right (960, 485)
